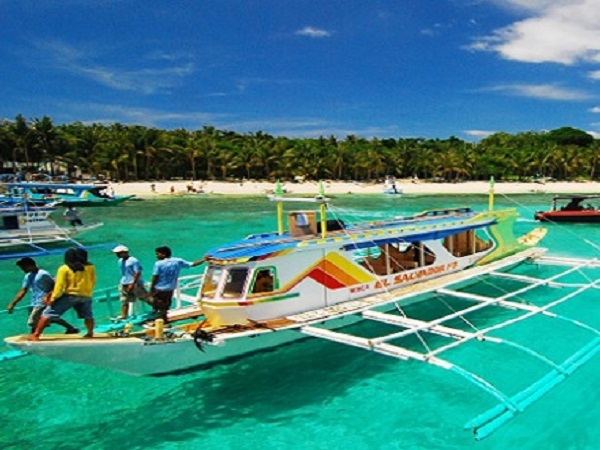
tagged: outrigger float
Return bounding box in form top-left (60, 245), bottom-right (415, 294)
top-left (5, 180), bottom-right (600, 439)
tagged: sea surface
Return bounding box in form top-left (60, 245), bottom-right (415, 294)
top-left (1, 193), bottom-right (599, 450)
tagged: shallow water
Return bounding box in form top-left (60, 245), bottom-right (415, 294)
top-left (1, 193), bottom-right (599, 450)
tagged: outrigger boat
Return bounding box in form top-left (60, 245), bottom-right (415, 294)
top-left (0, 201), bottom-right (103, 259)
top-left (6, 181), bottom-right (600, 439)
top-left (3, 182), bottom-right (134, 207)
top-left (534, 194), bottom-right (600, 223)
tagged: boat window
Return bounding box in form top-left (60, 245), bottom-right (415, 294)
top-left (252, 268), bottom-right (275, 294)
top-left (443, 229), bottom-right (492, 257)
top-left (200, 266), bottom-right (223, 299)
top-left (357, 242), bottom-right (436, 275)
top-left (222, 267), bottom-right (249, 298)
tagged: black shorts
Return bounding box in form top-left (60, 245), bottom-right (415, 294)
top-left (152, 290), bottom-right (174, 311)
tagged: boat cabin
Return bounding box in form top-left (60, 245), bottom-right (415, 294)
top-left (197, 204), bottom-right (501, 327)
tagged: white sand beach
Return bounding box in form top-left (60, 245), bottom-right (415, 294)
top-left (111, 179), bottom-right (600, 197)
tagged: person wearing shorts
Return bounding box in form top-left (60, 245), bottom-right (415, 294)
top-left (112, 245), bottom-right (149, 319)
top-left (30, 248), bottom-right (96, 340)
top-left (7, 257), bottom-right (78, 334)
top-left (150, 246), bottom-right (206, 323)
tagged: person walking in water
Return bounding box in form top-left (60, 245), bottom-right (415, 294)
top-left (7, 257), bottom-right (79, 334)
top-left (30, 248), bottom-right (96, 340)
top-left (112, 245), bottom-right (150, 319)
top-left (150, 246), bottom-right (206, 324)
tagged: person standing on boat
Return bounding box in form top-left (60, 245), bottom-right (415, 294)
top-left (64, 206), bottom-right (83, 228)
top-left (7, 257), bottom-right (79, 334)
top-left (30, 248), bottom-right (96, 340)
top-left (112, 245), bottom-right (150, 320)
top-left (150, 246), bottom-right (206, 323)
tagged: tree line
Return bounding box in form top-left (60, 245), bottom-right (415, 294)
top-left (1, 114), bottom-right (598, 182)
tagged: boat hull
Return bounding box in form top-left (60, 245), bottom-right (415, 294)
top-left (5, 314), bottom-right (366, 376)
top-left (534, 211), bottom-right (600, 223)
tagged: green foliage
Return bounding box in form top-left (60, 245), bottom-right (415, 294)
top-left (0, 116), bottom-right (598, 182)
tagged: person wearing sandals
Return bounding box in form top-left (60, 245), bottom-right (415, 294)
top-left (7, 257), bottom-right (79, 334)
top-left (30, 248), bottom-right (96, 340)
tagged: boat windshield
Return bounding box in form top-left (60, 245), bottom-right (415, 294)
top-left (200, 266), bottom-right (223, 299)
top-left (222, 267), bottom-right (249, 298)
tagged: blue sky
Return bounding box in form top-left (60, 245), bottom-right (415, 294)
top-left (2, 0), bottom-right (600, 140)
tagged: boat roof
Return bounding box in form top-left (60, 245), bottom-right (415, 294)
top-left (205, 207), bottom-right (500, 263)
top-left (6, 182), bottom-right (108, 190)
top-left (552, 194), bottom-right (600, 201)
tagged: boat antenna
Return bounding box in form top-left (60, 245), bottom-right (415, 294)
top-left (488, 176), bottom-right (495, 211)
top-left (275, 179), bottom-right (284, 235)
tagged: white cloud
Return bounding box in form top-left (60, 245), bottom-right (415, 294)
top-left (34, 40), bottom-right (195, 94)
top-left (485, 83), bottom-right (591, 100)
top-left (471, 0), bottom-right (600, 64)
top-left (68, 103), bottom-right (224, 128)
top-left (589, 106), bottom-right (600, 113)
top-left (295, 26), bottom-right (333, 38)
top-left (464, 129), bottom-right (496, 138)
top-left (589, 70), bottom-right (600, 80)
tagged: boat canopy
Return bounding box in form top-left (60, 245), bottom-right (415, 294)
top-left (205, 208), bottom-right (498, 262)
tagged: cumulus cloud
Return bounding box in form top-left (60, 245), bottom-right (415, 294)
top-left (589, 106), bottom-right (600, 113)
top-left (295, 26), bottom-right (333, 38)
top-left (470, 0), bottom-right (600, 65)
top-left (485, 83), bottom-right (591, 100)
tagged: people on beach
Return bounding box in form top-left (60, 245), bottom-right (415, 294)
top-left (7, 257), bottom-right (79, 334)
top-left (150, 246), bottom-right (206, 323)
top-left (64, 206), bottom-right (83, 227)
top-left (112, 244), bottom-right (150, 319)
top-left (30, 248), bottom-right (96, 340)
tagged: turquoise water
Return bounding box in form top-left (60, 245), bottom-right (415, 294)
top-left (1, 194), bottom-right (599, 450)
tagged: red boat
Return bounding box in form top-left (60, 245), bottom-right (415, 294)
top-left (534, 195), bottom-right (600, 223)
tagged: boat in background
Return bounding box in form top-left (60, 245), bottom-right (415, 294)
top-left (3, 182), bottom-right (134, 207)
top-left (383, 175), bottom-right (402, 195)
top-left (0, 201), bottom-right (103, 259)
top-left (534, 194), bottom-right (600, 223)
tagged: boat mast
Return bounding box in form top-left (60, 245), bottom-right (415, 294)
top-left (275, 180), bottom-right (284, 235)
top-left (488, 176), bottom-right (495, 211)
top-left (318, 181), bottom-right (327, 239)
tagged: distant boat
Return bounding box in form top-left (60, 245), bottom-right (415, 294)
top-left (0, 201), bottom-right (103, 259)
top-left (3, 182), bottom-right (134, 207)
top-left (534, 195), bottom-right (600, 223)
top-left (383, 176), bottom-right (402, 195)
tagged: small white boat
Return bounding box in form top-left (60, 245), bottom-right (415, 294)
top-left (383, 176), bottom-right (402, 195)
top-left (0, 201), bottom-right (103, 259)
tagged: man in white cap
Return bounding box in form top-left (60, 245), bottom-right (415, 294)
top-left (112, 245), bottom-right (150, 319)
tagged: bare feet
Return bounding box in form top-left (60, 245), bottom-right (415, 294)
top-left (83, 334), bottom-right (94, 339)
top-left (28, 334), bottom-right (40, 341)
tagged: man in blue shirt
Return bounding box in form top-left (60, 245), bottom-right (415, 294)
top-left (112, 245), bottom-right (150, 320)
top-left (7, 257), bottom-right (79, 334)
top-left (150, 246), bottom-right (206, 323)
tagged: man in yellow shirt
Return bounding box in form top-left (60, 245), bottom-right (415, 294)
top-left (30, 248), bottom-right (96, 340)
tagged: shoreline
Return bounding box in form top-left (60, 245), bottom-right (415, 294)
top-left (110, 179), bottom-right (600, 197)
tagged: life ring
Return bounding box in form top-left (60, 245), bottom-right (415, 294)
top-left (19, 216), bottom-right (27, 225)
